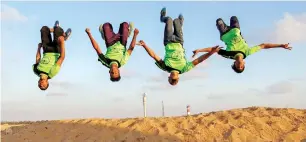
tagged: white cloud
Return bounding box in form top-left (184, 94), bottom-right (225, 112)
top-left (270, 12), bottom-right (306, 43)
top-left (1, 4), bottom-right (28, 22)
top-left (265, 81), bottom-right (294, 94)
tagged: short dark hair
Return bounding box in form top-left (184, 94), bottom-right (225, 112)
top-left (231, 64), bottom-right (244, 73)
top-left (110, 76), bottom-right (121, 82)
top-left (169, 79), bottom-right (179, 85)
top-left (39, 83), bottom-right (49, 91)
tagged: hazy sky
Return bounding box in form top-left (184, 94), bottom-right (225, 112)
top-left (1, 1), bottom-right (306, 121)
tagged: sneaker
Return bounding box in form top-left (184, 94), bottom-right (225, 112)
top-left (128, 22), bottom-right (134, 37)
top-left (160, 7), bottom-right (167, 23)
top-left (99, 24), bottom-right (105, 40)
top-left (178, 14), bottom-right (184, 26)
top-left (64, 28), bottom-right (72, 41)
top-left (54, 20), bottom-right (60, 28)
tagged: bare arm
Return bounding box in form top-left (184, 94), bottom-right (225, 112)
top-left (194, 45), bottom-right (220, 52)
top-left (127, 28), bottom-right (139, 55)
top-left (138, 40), bottom-right (161, 62)
top-left (36, 43), bottom-right (42, 64)
top-left (192, 52), bottom-right (214, 66)
top-left (192, 45), bottom-right (221, 58)
top-left (192, 48), bottom-right (220, 66)
top-left (56, 37), bottom-right (65, 66)
top-left (137, 40), bottom-right (169, 71)
top-left (259, 43), bottom-right (292, 50)
top-left (85, 28), bottom-right (102, 55)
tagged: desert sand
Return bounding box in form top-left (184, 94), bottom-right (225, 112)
top-left (1, 107), bottom-right (306, 142)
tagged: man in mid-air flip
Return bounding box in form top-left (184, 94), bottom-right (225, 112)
top-left (137, 8), bottom-right (220, 86)
top-left (192, 16), bottom-right (292, 73)
top-left (33, 21), bottom-right (72, 90)
top-left (85, 22), bottom-right (138, 82)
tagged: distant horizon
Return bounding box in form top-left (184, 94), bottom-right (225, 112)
top-left (1, 106), bottom-right (305, 122)
top-left (1, 1), bottom-right (306, 121)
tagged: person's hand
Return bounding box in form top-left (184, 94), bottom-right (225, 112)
top-left (212, 45), bottom-right (220, 48)
top-left (136, 40), bottom-right (146, 46)
top-left (192, 50), bottom-right (199, 58)
top-left (85, 28), bottom-right (91, 34)
top-left (134, 28), bottom-right (139, 36)
top-left (282, 43), bottom-right (292, 50)
top-left (211, 45), bottom-right (223, 53)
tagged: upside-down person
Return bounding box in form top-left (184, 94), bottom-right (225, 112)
top-left (137, 8), bottom-right (220, 86)
top-left (33, 21), bottom-right (72, 90)
top-left (192, 16), bottom-right (292, 73)
top-left (85, 22), bottom-right (138, 82)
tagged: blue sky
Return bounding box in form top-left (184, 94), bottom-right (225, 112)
top-left (1, 1), bottom-right (306, 121)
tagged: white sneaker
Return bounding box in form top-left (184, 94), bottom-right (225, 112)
top-left (128, 22), bottom-right (134, 37)
top-left (64, 28), bottom-right (72, 41)
top-left (99, 24), bottom-right (105, 40)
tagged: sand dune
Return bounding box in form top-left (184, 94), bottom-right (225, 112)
top-left (2, 107), bottom-right (306, 142)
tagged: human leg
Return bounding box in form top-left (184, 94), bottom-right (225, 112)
top-left (101, 22), bottom-right (120, 47)
top-left (173, 17), bottom-right (184, 45)
top-left (118, 22), bottom-right (129, 47)
top-left (216, 18), bottom-right (230, 37)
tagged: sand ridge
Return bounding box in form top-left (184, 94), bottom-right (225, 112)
top-left (1, 107), bottom-right (306, 142)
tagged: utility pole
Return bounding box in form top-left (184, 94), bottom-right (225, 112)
top-left (187, 105), bottom-right (190, 116)
top-left (162, 101), bottom-right (165, 117)
top-left (143, 93), bottom-right (147, 118)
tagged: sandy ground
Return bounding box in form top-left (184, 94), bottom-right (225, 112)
top-left (1, 107), bottom-right (306, 142)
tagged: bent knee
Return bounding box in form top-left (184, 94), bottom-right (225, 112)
top-left (121, 22), bottom-right (128, 26)
top-left (103, 22), bottom-right (112, 29)
top-left (166, 17), bottom-right (173, 23)
top-left (40, 26), bottom-right (50, 32)
top-left (120, 22), bottom-right (129, 29)
top-left (216, 18), bottom-right (224, 23)
top-left (173, 18), bottom-right (180, 23)
top-left (216, 18), bottom-right (226, 26)
top-left (230, 16), bottom-right (238, 21)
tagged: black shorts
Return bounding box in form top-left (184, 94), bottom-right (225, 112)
top-left (40, 26), bottom-right (64, 53)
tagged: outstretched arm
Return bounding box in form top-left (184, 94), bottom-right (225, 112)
top-left (259, 43), bottom-right (292, 50)
top-left (85, 28), bottom-right (102, 55)
top-left (137, 40), bottom-right (161, 62)
top-left (36, 43), bottom-right (42, 64)
top-left (127, 28), bottom-right (139, 55)
top-left (138, 40), bottom-right (168, 72)
top-left (192, 45), bottom-right (221, 58)
top-left (192, 47), bottom-right (220, 66)
top-left (56, 36), bottom-right (66, 66)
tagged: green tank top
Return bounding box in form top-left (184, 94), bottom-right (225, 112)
top-left (164, 43), bottom-right (188, 71)
top-left (36, 53), bottom-right (61, 78)
top-left (221, 28), bottom-right (248, 52)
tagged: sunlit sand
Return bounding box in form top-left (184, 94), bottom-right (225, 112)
top-left (1, 107), bottom-right (306, 142)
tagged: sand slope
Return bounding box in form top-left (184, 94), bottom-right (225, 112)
top-left (2, 107), bottom-right (306, 142)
